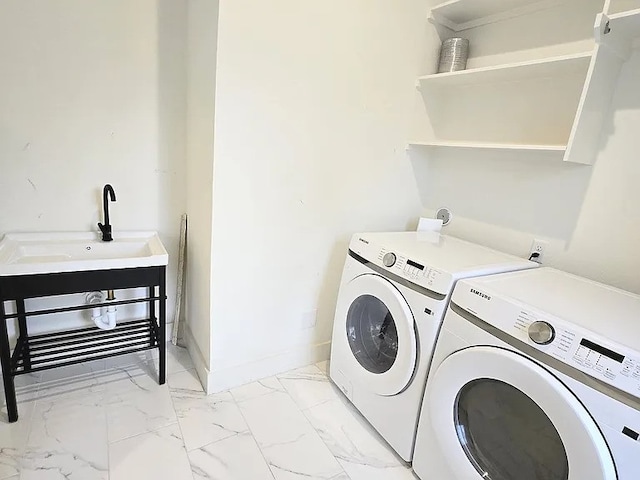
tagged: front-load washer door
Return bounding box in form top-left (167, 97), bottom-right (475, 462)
top-left (426, 346), bottom-right (616, 480)
top-left (337, 273), bottom-right (417, 396)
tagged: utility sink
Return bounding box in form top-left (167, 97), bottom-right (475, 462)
top-left (0, 232), bottom-right (168, 276)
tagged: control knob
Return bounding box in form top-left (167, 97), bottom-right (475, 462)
top-left (382, 252), bottom-right (397, 267)
top-left (528, 321), bottom-right (555, 345)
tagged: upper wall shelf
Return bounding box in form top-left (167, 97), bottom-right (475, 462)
top-left (409, 140), bottom-right (566, 153)
top-left (429, 0), bottom-right (564, 31)
top-left (417, 52), bottom-right (592, 88)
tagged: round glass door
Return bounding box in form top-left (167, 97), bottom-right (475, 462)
top-left (426, 345), bottom-right (616, 480)
top-left (335, 273), bottom-right (417, 396)
top-left (346, 294), bottom-right (399, 374)
top-left (455, 379), bottom-right (568, 480)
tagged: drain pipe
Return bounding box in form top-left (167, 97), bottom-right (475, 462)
top-left (86, 291), bottom-right (117, 330)
top-left (105, 290), bottom-right (117, 329)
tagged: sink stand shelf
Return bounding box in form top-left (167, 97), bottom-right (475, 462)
top-left (0, 265), bottom-right (167, 422)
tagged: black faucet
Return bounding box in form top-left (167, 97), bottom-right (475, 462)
top-left (98, 184), bottom-right (116, 242)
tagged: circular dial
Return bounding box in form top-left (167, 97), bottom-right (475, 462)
top-left (382, 252), bottom-right (397, 268)
top-left (528, 321), bottom-right (555, 345)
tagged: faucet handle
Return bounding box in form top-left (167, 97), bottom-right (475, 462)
top-left (97, 222), bottom-right (113, 242)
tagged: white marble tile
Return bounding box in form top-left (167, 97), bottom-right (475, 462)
top-left (172, 388), bottom-right (248, 452)
top-left (37, 362), bottom-right (106, 401)
top-left (315, 360), bottom-right (330, 377)
top-left (99, 360), bottom-right (159, 391)
top-left (329, 474), bottom-right (351, 480)
top-left (303, 398), bottom-right (414, 480)
top-left (265, 431), bottom-right (348, 480)
top-left (0, 400), bottom-right (35, 479)
top-left (22, 394), bottom-right (108, 480)
top-left (188, 431), bottom-right (274, 480)
top-left (109, 423), bottom-right (193, 480)
top-left (239, 391), bottom-right (343, 480)
top-left (1, 373), bottom-right (42, 410)
top-left (104, 349), bottom-right (157, 370)
top-left (169, 368), bottom-right (204, 394)
top-left (0, 372), bottom-right (40, 438)
top-left (230, 376), bottom-right (284, 403)
top-left (337, 461), bottom-right (416, 480)
top-left (165, 343), bottom-right (195, 374)
top-left (104, 343), bottom-right (193, 376)
top-left (106, 371), bottom-right (177, 443)
top-left (277, 365), bottom-right (340, 410)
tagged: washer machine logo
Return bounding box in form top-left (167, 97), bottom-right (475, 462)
top-left (471, 289), bottom-right (491, 301)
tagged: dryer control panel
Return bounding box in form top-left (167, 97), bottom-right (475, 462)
top-left (453, 285), bottom-right (640, 399)
top-left (529, 318), bottom-right (640, 398)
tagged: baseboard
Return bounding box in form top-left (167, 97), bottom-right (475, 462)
top-left (207, 341), bottom-right (332, 393)
top-left (183, 323), bottom-right (212, 393)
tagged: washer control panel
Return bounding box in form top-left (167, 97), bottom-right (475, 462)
top-left (349, 235), bottom-right (451, 295)
top-left (377, 247), bottom-right (445, 292)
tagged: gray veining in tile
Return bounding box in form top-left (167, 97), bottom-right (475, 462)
top-left (188, 431), bottom-right (274, 480)
top-left (22, 393), bottom-right (108, 480)
top-left (106, 371), bottom-right (177, 443)
top-left (172, 389), bottom-right (248, 452)
top-left (230, 376), bottom-right (284, 403)
top-left (277, 365), bottom-right (341, 410)
top-left (0, 346), bottom-right (416, 480)
top-left (304, 397), bottom-right (415, 480)
top-left (109, 423), bottom-right (192, 480)
top-left (239, 390), bottom-right (343, 480)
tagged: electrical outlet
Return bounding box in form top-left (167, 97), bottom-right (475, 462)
top-left (529, 239), bottom-right (548, 264)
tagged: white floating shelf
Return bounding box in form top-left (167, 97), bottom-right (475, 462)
top-left (418, 52), bottom-right (592, 87)
top-left (409, 141), bottom-right (566, 154)
top-left (429, 0), bottom-right (563, 31)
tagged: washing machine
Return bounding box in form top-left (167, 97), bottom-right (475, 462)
top-left (413, 267), bottom-right (640, 480)
top-left (329, 231), bottom-right (538, 461)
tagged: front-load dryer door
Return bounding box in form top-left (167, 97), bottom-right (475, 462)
top-left (426, 346), bottom-right (616, 480)
top-left (336, 273), bottom-right (417, 396)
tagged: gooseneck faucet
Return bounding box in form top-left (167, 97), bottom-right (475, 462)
top-left (98, 184), bottom-right (116, 242)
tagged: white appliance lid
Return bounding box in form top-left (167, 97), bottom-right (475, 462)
top-left (457, 268), bottom-right (640, 352)
top-left (356, 231), bottom-right (535, 275)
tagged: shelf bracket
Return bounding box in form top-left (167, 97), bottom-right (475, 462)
top-left (595, 13), bottom-right (632, 61)
top-left (595, 13), bottom-right (611, 43)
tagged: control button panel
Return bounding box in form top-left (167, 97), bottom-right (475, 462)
top-left (510, 310), bottom-right (640, 399)
top-left (377, 248), bottom-right (443, 290)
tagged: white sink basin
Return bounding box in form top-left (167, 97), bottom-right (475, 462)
top-left (0, 232), bottom-right (168, 276)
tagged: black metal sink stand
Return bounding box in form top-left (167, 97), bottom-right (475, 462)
top-left (0, 266), bottom-right (166, 422)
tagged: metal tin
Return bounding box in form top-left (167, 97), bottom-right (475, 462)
top-left (438, 38), bottom-right (469, 73)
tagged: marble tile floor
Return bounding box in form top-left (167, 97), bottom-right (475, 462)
top-left (0, 345), bottom-right (418, 479)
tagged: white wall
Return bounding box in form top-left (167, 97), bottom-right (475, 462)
top-left (205, 0), bottom-right (427, 390)
top-left (185, 0), bottom-right (219, 376)
top-left (419, 51), bottom-right (640, 295)
top-left (0, 1), bottom-right (187, 334)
